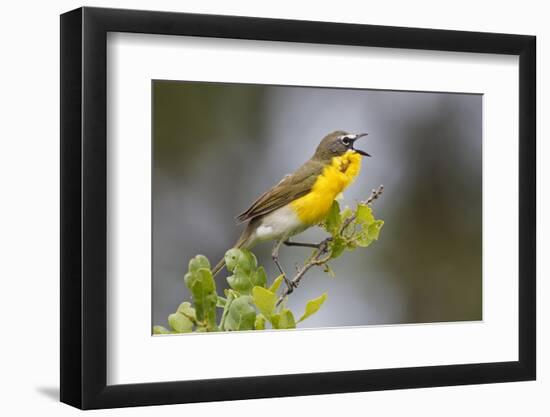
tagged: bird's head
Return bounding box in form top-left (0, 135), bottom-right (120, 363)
top-left (313, 130), bottom-right (370, 161)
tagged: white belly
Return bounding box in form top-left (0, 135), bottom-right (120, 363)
top-left (251, 205), bottom-right (306, 245)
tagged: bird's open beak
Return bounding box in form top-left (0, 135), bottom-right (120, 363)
top-left (351, 133), bottom-right (370, 157)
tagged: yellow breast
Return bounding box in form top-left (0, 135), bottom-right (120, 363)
top-left (290, 150), bottom-right (362, 225)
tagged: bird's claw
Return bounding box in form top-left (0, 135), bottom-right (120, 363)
top-left (283, 275), bottom-right (297, 293)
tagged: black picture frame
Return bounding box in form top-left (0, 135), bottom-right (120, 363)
top-left (60, 6), bottom-right (536, 410)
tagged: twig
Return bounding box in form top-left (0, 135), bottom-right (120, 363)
top-left (275, 184), bottom-right (384, 307)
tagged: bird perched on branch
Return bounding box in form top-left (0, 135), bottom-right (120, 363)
top-left (212, 130), bottom-right (371, 289)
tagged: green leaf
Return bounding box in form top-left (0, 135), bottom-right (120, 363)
top-left (227, 261), bottom-right (267, 294)
top-left (329, 236), bottom-right (347, 259)
top-left (219, 292), bottom-right (235, 330)
top-left (271, 309), bottom-right (296, 329)
top-left (354, 204), bottom-right (384, 247)
top-left (269, 274), bottom-right (284, 293)
top-left (223, 295), bottom-right (256, 331)
top-left (252, 286), bottom-right (277, 318)
top-left (255, 314), bottom-right (266, 330)
top-left (325, 201), bottom-right (341, 234)
top-left (355, 232), bottom-right (373, 247)
top-left (368, 219), bottom-right (384, 241)
top-left (168, 312), bottom-right (193, 333)
top-left (188, 255), bottom-right (211, 273)
top-left (185, 266), bottom-right (213, 292)
top-left (298, 293), bottom-right (328, 323)
top-left (224, 248), bottom-right (257, 273)
top-left (226, 266), bottom-right (253, 294)
top-left (252, 266), bottom-right (268, 288)
top-left (152, 325), bottom-right (171, 335)
top-left (356, 219), bottom-right (384, 247)
top-left (176, 301), bottom-right (196, 318)
top-left (184, 268), bottom-right (217, 330)
top-left (224, 249), bottom-right (240, 272)
top-left (356, 204), bottom-right (375, 225)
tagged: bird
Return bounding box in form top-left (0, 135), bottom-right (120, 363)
top-left (212, 130), bottom-right (370, 288)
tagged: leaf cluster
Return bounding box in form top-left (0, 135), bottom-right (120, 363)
top-left (323, 201), bottom-right (384, 261)
top-left (154, 200), bottom-right (383, 334)
top-left (154, 251), bottom-right (328, 334)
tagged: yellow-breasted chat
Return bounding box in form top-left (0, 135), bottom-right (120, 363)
top-left (213, 130), bottom-right (370, 289)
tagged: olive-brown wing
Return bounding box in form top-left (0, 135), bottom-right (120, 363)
top-left (236, 159), bottom-right (323, 223)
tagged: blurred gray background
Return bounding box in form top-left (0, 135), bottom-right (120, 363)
top-left (152, 80), bottom-right (482, 329)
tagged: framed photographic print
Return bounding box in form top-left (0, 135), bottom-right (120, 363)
top-left (60, 6), bottom-right (536, 409)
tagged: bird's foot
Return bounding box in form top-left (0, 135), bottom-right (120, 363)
top-left (282, 274), bottom-right (297, 293)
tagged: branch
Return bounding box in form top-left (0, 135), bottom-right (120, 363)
top-left (276, 184), bottom-right (384, 307)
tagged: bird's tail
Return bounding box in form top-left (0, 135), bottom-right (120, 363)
top-left (211, 258), bottom-right (227, 278)
top-left (211, 221), bottom-right (255, 278)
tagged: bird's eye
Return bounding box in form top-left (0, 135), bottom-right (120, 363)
top-left (341, 137), bottom-right (350, 146)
